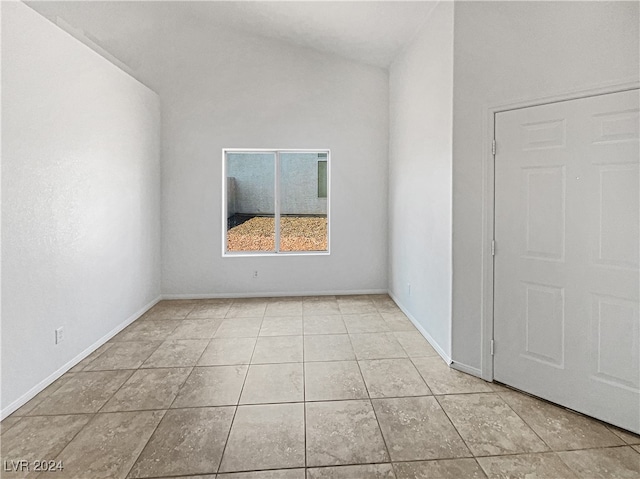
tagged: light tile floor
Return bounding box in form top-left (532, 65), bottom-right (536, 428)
top-left (2, 295), bottom-right (640, 478)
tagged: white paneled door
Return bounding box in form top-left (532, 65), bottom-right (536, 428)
top-left (494, 89), bottom-right (640, 433)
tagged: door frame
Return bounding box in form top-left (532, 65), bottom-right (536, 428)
top-left (480, 79), bottom-right (640, 382)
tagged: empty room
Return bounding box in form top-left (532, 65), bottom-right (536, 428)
top-left (1, 1), bottom-right (639, 478)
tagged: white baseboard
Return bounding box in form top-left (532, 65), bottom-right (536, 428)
top-left (387, 291), bottom-right (452, 365)
top-left (450, 361), bottom-right (482, 378)
top-left (162, 289), bottom-right (389, 300)
top-left (0, 295), bottom-right (162, 421)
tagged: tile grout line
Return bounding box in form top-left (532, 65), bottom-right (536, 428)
top-left (120, 408), bottom-right (170, 479)
top-left (407, 355), bottom-right (438, 396)
top-left (18, 368), bottom-right (505, 418)
top-left (10, 393), bottom-right (521, 415)
top-left (103, 303), bottom-right (197, 478)
top-left (493, 392), bottom-right (556, 453)
top-left (70, 341), bottom-right (115, 372)
top-left (7, 374), bottom-right (76, 417)
top-left (0, 416), bottom-right (23, 435)
top-left (93, 369), bottom-right (141, 414)
top-left (495, 386), bottom-right (640, 445)
top-left (37, 411), bottom-right (100, 479)
top-left (347, 332), bottom-right (394, 465)
top-left (303, 318), bottom-right (308, 471)
top-left (86, 338), bottom-right (165, 373)
top-left (115, 308), bottom-right (199, 479)
top-left (215, 311), bottom-right (264, 474)
top-left (163, 366), bottom-right (197, 410)
top-left (122, 301), bottom-right (238, 478)
top-left (432, 394), bottom-right (477, 460)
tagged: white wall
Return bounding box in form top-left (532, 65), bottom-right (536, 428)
top-left (452, 1), bottom-right (640, 371)
top-left (388, 2), bottom-right (454, 359)
top-left (156, 26), bottom-right (389, 296)
top-left (1, 2), bottom-right (161, 415)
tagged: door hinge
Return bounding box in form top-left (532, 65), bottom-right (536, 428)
top-left (492, 139), bottom-right (496, 156)
top-left (490, 339), bottom-right (495, 356)
top-left (491, 240), bottom-right (496, 256)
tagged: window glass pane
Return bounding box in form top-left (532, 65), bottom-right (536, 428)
top-left (318, 161), bottom-right (327, 198)
top-left (226, 152), bottom-right (275, 252)
top-left (279, 152), bottom-right (328, 252)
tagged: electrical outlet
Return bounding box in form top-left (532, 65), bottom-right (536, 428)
top-left (55, 327), bottom-right (64, 344)
top-left (408, 283), bottom-right (411, 296)
top-left (253, 270), bottom-right (259, 279)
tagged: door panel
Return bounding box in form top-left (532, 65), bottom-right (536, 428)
top-left (494, 89), bottom-right (640, 433)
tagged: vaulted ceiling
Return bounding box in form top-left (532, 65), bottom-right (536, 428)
top-left (27, 1), bottom-right (438, 72)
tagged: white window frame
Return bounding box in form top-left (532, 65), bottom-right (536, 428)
top-left (222, 148), bottom-right (331, 257)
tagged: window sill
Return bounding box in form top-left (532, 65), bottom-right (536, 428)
top-left (223, 251), bottom-right (330, 258)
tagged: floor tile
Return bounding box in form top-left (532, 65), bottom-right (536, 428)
top-left (187, 301), bottom-right (232, 319)
top-left (141, 339), bottom-right (209, 368)
top-left (337, 297), bottom-right (378, 314)
top-left (609, 426), bottom-right (640, 445)
top-left (393, 331), bottom-right (438, 358)
top-left (113, 320), bottom-right (180, 342)
top-left (141, 302), bottom-right (194, 320)
top-left (151, 476), bottom-right (216, 479)
top-left (557, 446), bottom-right (640, 478)
top-left (28, 370), bottom-right (133, 415)
top-left (305, 361), bottom-right (368, 401)
top-left (337, 294), bottom-right (374, 300)
top-left (0, 415), bottom-right (92, 478)
top-left (54, 411), bottom-right (164, 479)
top-left (218, 470), bottom-right (305, 479)
top-left (359, 359), bottom-right (431, 398)
top-left (69, 342), bottom-right (114, 372)
top-left (307, 464), bottom-right (395, 478)
top-left (380, 312), bottom-right (416, 332)
top-left (129, 407), bottom-right (234, 478)
top-left (303, 299), bottom-right (341, 315)
top-left (393, 458), bottom-right (486, 479)
top-left (499, 390), bottom-right (625, 450)
top-left (101, 367), bottom-right (191, 412)
top-left (372, 396), bottom-right (470, 461)
top-left (9, 294), bottom-right (639, 478)
top-left (219, 403), bottom-right (305, 472)
top-left (215, 318), bottom-right (263, 338)
top-left (437, 393), bottom-right (548, 456)
top-left (259, 316), bottom-right (303, 336)
top-left (349, 333), bottom-right (407, 360)
top-left (303, 315), bottom-right (347, 335)
top-left (198, 337), bottom-right (256, 366)
top-left (0, 417), bottom-right (22, 435)
top-left (226, 300), bottom-right (268, 318)
top-left (476, 452), bottom-right (578, 479)
top-left (370, 295), bottom-right (401, 313)
top-left (486, 381), bottom-right (513, 393)
top-left (412, 357), bottom-right (492, 394)
top-left (165, 319), bottom-right (222, 340)
top-left (265, 299), bottom-right (303, 317)
top-left (84, 341), bottom-right (161, 370)
top-left (171, 365), bottom-right (248, 407)
top-left (305, 399), bottom-right (389, 467)
top-left (252, 336), bottom-right (303, 363)
top-left (240, 363), bottom-right (304, 404)
top-left (343, 313), bottom-right (390, 333)
top-left (10, 373), bottom-right (77, 416)
top-left (304, 334), bottom-right (355, 361)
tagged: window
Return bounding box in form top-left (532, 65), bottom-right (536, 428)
top-left (223, 149), bottom-right (330, 255)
